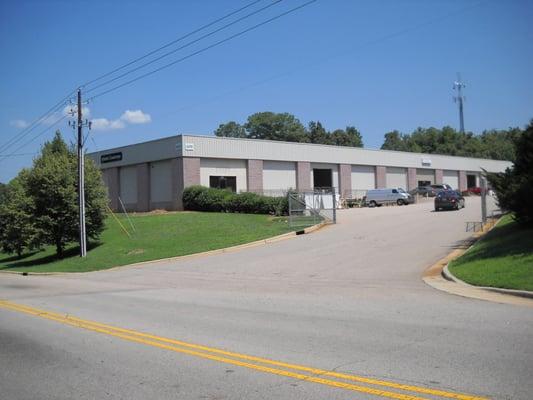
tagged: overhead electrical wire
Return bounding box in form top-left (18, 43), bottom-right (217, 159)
top-left (85, 0), bottom-right (284, 94)
top-left (0, 88), bottom-right (77, 154)
top-left (89, 0), bottom-right (317, 101)
top-left (0, 115), bottom-right (68, 164)
top-left (0, 0), bottom-right (317, 164)
top-left (81, 0), bottom-right (265, 88)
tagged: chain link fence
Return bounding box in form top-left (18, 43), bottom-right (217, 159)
top-left (288, 191), bottom-right (337, 228)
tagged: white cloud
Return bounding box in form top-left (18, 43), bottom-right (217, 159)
top-left (10, 119), bottom-right (29, 129)
top-left (91, 109), bottom-right (151, 132)
top-left (91, 118), bottom-right (126, 131)
top-left (120, 109), bottom-right (151, 124)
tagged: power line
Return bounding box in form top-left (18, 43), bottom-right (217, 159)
top-left (85, 0), bottom-right (284, 94)
top-left (81, 0), bottom-right (265, 88)
top-left (0, 89), bottom-right (77, 154)
top-left (0, 115), bottom-right (68, 164)
top-left (89, 0), bottom-right (317, 101)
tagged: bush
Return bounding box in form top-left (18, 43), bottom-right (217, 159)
top-left (182, 186), bottom-right (287, 215)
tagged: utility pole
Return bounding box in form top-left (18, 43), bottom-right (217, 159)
top-left (77, 88), bottom-right (87, 257)
top-left (453, 73), bottom-right (466, 133)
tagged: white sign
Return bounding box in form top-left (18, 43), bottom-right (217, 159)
top-left (421, 158), bottom-right (432, 166)
top-left (184, 143), bottom-right (195, 151)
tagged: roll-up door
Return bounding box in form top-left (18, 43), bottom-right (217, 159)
top-left (119, 166), bottom-right (137, 205)
top-left (263, 161), bottom-right (296, 196)
top-left (386, 167), bottom-right (407, 189)
top-left (443, 170), bottom-right (459, 190)
top-left (351, 165), bottom-right (375, 190)
top-left (150, 160), bottom-right (172, 203)
top-left (416, 169), bottom-right (435, 186)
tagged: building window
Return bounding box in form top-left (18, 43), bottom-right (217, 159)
top-left (209, 176), bottom-right (237, 192)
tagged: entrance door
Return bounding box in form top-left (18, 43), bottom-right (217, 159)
top-left (467, 174), bottom-right (477, 188)
top-left (313, 169), bottom-right (332, 191)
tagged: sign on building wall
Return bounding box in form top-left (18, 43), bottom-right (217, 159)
top-left (101, 152), bottom-right (123, 163)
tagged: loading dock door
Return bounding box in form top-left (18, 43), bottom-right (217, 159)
top-left (443, 170), bottom-right (459, 190)
top-left (313, 169), bottom-right (332, 190)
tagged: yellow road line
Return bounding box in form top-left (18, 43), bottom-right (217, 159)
top-left (0, 300), bottom-right (488, 400)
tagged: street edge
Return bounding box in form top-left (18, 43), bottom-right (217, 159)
top-left (0, 221), bottom-right (329, 276)
top-left (442, 264), bottom-right (533, 299)
top-left (422, 216), bottom-right (533, 307)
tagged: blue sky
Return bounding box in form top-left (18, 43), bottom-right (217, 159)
top-left (1, 0), bottom-right (532, 182)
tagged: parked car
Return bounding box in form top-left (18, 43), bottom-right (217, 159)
top-left (410, 185), bottom-right (437, 197)
top-left (366, 188), bottom-right (413, 207)
top-left (430, 184), bottom-right (452, 192)
top-left (468, 186), bottom-right (482, 195)
top-left (434, 190), bottom-right (465, 211)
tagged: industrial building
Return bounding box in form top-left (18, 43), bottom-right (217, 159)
top-left (88, 135), bottom-right (512, 212)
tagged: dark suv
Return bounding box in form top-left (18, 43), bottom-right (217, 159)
top-left (434, 190), bottom-right (465, 211)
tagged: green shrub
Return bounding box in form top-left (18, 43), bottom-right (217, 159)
top-left (182, 186), bottom-right (287, 215)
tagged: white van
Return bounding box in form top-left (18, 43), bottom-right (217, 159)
top-left (365, 188), bottom-right (412, 207)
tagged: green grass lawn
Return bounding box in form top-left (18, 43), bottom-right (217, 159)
top-left (449, 214), bottom-right (533, 291)
top-left (0, 212), bottom-right (299, 273)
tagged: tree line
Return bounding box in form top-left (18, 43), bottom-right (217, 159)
top-left (214, 111), bottom-right (524, 161)
top-left (214, 112), bottom-right (364, 147)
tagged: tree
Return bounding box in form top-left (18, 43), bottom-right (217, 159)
top-left (0, 182), bottom-right (7, 204)
top-left (341, 126), bottom-right (363, 147)
top-left (380, 126), bottom-right (522, 161)
top-left (25, 131), bottom-right (108, 257)
top-left (487, 120), bottom-right (533, 225)
top-left (381, 130), bottom-right (405, 151)
top-left (214, 121), bottom-right (246, 138)
top-left (307, 121), bottom-right (330, 145)
top-left (0, 170), bottom-right (37, 257)
top-left (245, 112), bottom-right (308, 142)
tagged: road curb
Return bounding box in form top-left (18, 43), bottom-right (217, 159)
top-left (0, 221), bottom-right (329, 276)
top-left (442, 264), bottom-right (533, 299)
top-left (422, 216), bottom-right (533, 308)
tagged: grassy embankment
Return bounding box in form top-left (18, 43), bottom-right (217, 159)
top-left (449, 214), bottom-right (533, 291)
top-left (0, 212), bottom-right (298, 273)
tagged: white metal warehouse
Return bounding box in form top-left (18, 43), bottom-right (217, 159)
top-left (87, 135), bottom-right (512, 212)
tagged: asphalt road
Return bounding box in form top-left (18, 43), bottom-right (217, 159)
top-left (1, 197), bottom-right (532, 400)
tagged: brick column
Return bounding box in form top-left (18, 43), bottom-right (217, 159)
top-left (176, 157), bottom-right (200, 210)
top-left (296, 161), bottom-right (311, 191)
top-left (247, 159), bottom-right (263, 193)
top-left (459, 170), bottom-right (467, 192)
top-left (407, 167), bottom-right (417, 191)
top-left (435, 169), bottom-right (443, 185)
top-left (376, 166), bottom-right (386, 188)
top-left (339, 164), bottom-right (351, 197)
top-left (136, 163), bottom-right (150, 212)
top-left (102, 167), bottom-right (119, 211)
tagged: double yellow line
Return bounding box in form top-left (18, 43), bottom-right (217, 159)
top-left (0, 300), bottom-right (488, 400)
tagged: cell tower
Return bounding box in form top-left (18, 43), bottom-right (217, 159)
top-left (453, 73), bottom-right (466, 133)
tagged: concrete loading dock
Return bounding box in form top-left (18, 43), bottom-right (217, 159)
top-left (88, 135), bottom-right (511, 212)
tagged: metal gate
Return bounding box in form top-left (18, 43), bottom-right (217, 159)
top-left (288, 191), bottom-right (337, 228)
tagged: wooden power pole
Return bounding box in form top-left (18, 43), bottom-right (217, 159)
top-left (77, 88), bottom-right (87, 257)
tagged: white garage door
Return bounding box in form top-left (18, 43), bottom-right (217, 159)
top-left (119, 166), bottom-right (137, 204)
top-left (263, 161), bottom-right (296, 196)
top-left (386, 167), bottom-right (407, 189)
top-left (351, 165), bottom-right (375, 190)
top-left (150, 160), bottom-right (172, 202)
top-left (416, 169), bottom-right (435, 185)
top-left (443, 170), bottom-right (459, 190)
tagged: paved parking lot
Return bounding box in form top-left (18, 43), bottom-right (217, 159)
top-left (1, 196), bottom-right (532, 400)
